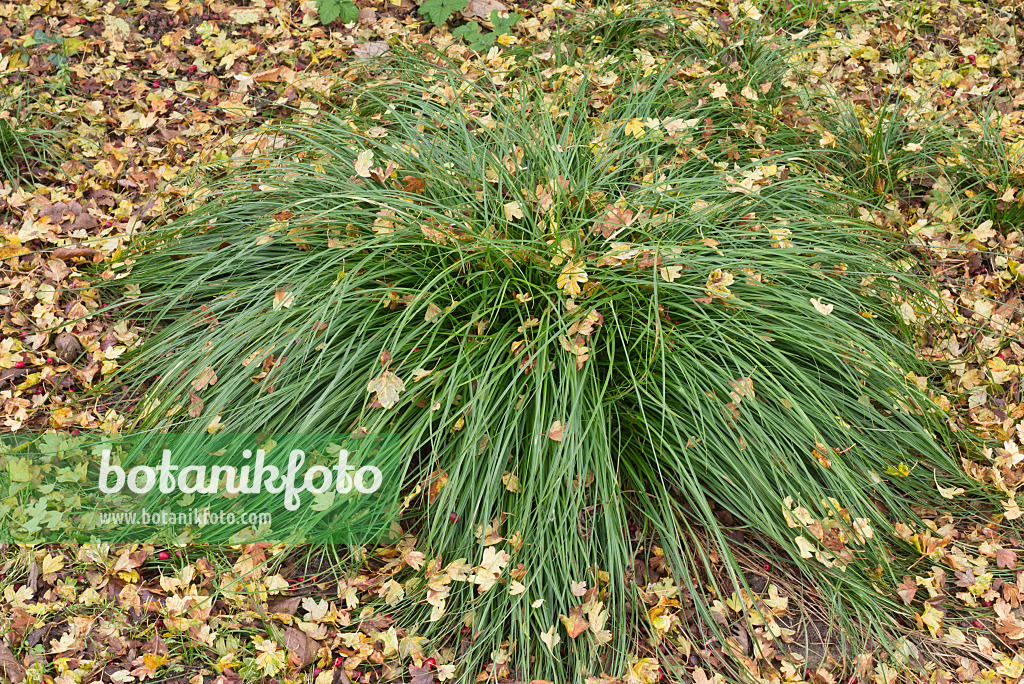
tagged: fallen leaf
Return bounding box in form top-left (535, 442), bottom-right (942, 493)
top-left (367, 371), bottom-right (405, 409)
top-left (352, 42), bottom-right (391, 60)
top-left (559, 606), bottom-right (589, 638)
top-left (810, 298), bottom-right (833, 316)
top-left (462, 0), bottom-right (506, 20)
top-left (539, 625), bottom-right (561, 655)
top-left (355, 150), bottom-right (374, 177)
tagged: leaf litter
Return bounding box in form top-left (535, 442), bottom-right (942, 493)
top-left (1, 0), bottom-right (1024, 682)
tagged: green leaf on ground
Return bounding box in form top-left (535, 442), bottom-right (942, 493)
top-left (418, 0), bottom-right (469, 26)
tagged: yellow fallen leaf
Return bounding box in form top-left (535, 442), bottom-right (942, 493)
top-left (0, 245), bottom-right (30, 260)
top-left (425, 302), bottom-right (443, 322)
top-left (539, 625), bottom-right (561, 655)
top-left (367, 371), bottom-right (405, 409)
top-left (1003, 496), bottom-right (1022, 520)
top-left (810, 298), bottom-right (833, 315)
top-left (659, 264), bottom-right (682, 282)
top-left (557, 261), bottom-right (587, 296)
top-left (272, 290), bottom-right (294, 310)
top-left (355, 149), bottom-right (374, 177)
top-left (41, 553), bottom-right (64, 575)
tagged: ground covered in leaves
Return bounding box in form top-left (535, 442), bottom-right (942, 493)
top-left (2, 0), bottom-right (1024, 682)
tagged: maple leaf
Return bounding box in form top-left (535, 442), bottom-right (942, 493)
top-left (810, 298), bottom-right (833, 315)
top-left (192, 366), bottom-right (217, 391)
top-left (539, 625), bottom-right (561, 655)
top-left (253, 637), bottom-right (285, 676)
top-left (919, 603), bottom-right (943, 638)
top-left (557, 261), bottom-right (588, 296)
top-left (659, 264), bottom-right (682, 282)
top-left (624, 118), bottom-right (645, 139)
top-left (896, 576), bottom-right (917, 605)
top-left (479, 546), bottom-right (510, 574)
top-left (409, 664), bottom-right (436, 684)
top-left (461, 0), bottom-right (506, 19)
top-left (366, 370), bottom-right (405, 409)
top-left (424, 302), bottom-right (443, 322)
top-left (272, 289), bottom-right (294, 310)
top-left (627, 658), bottom-right (661, 684)
top-left (503, 201), bottom-right (523, 221)
top-left (403, 549), bottom-right (427, 570)
top-left (704, 269), bottom-right (735, 299)
top-left (594, 205), bottom-right (634, 239)
top-left (418, 0), bottom-right (469, 25)
top-left (559, 606), bottom-right (590, 638)
top-left (995, 547), bottom-right (1016, 570)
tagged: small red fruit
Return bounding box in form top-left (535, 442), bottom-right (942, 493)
top-left (424, 658), bottom-right (436, 668)
top-left (449, 512), bottom-right (458, 523)
top-left (70, 429), bottom-right (80, 435)
top-left (158, 551), bottom-right (170, 560)
top-left (762, 563), bottom-right (771, 572)
top-left (13, 361), bottom-right (25, 369)
top-left (972, 619), bottom-right (983, 629)
top-left (46, 358), bottom-right (54, 365)
top-left (333, 657), bottom-right (343, 668)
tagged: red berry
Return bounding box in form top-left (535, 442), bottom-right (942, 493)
top-left (70, 429), bottom-right (80, 435)
top-left (449, 512), bottom-right (458, 523)
top-left (175, 550), bottom-right (183, 556)
top-left (762, 563), bottom-right (771, 572)
top-left (424, 658), bottom-right (436, 668)
top-left (972, 619), bottom-right (983, 629)
top-left (158, 551), bottom-right (170, 560)
top-left (461, 627), bottom-right (470, 635)
top-left (46, 358), bottom-right (54, 365)
top-left (13, 361), bottom-right (25, 369)
top-left (333, 657), bottom-right (343, 668)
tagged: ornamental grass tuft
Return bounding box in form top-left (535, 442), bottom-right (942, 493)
top-left (107, 46), bottom-right (1003, 681)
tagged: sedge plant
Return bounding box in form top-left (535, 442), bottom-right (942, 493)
top-left (103, 47), bottom-right (1007, 681)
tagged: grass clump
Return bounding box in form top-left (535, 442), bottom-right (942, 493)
top-left (0, 82), bottom-right (62, 186)
top-left (106, 47), bottom-right (1004, 681)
